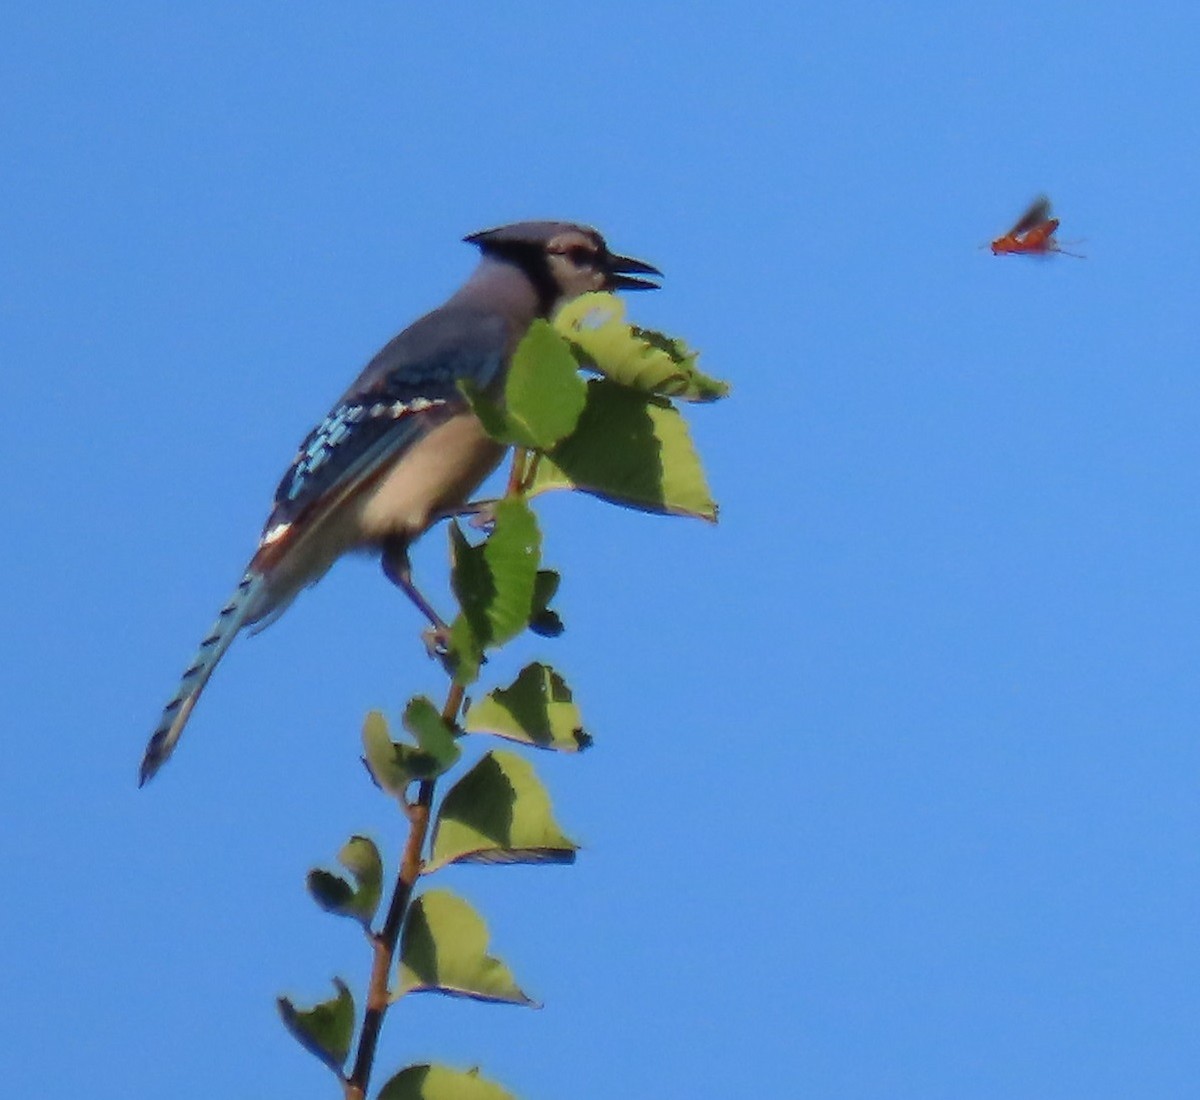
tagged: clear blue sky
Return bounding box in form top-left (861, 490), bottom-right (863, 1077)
top-left (4, 4), bottom-right (1200, 1097)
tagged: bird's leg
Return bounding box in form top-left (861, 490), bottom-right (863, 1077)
top-left (381, 540), bottom-right (450, 658)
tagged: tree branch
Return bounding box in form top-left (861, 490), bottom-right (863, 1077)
top-left (344, 439), bottom-right (520, 1097)
top-left (344, 683), bottom-right (466, 1099)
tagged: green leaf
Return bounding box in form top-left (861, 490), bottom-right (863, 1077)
top-left (445, 611), bottom-right (484, 688)
top-left (277, 979), bottom-right (354, 1076)
top-left (554, 292), bottom-right (730, 401)
top-left (426, 750), bottom-right (578, 871)
top-left (306, 835), bottom-right (383, 926)
top-left (362, 705), bottom-right (460, 794)
top-left (528, 379), bottom-right (718, 522)
top-left (461, 320), bottom-right (587, 449)
top-left (402, 696), bottom-right (461, 770)
top-left (508, 320), bottom-right (588, 447)
top-left (377, 1064), bottom-right (517, 1100)
top-left (362, 711), bottom-right (407, 795)
top-left (464, 663), bottom-right (590, 752)
top-left (529, 569), bottom-right (564, 637)
top-left (458, 380), bottom-right (515, 445)
top-left (396, 889), bottom-right (536, 1006)
top-left (447, 499), bottom-right (541, 684)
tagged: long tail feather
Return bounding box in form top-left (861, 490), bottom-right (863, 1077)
top-left (139, 570), bottom-right (267, 785)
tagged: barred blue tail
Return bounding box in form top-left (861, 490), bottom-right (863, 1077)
top-left (139, 571), bottom-right (267, 785)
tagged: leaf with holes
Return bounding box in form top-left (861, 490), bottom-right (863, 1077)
top-left (426, 750), bottom-right (578, 872)
top-left (395, 889), bottom-right (535, 1006)
top-left (554, 292), bottom-right (729, 401)
top-left (464, 663), bottom-right (589, 752)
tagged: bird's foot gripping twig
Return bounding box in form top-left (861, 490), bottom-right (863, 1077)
top-left (468, 501), bottom-right (498, 533)
top-left (421, 624), bottom-right (451, 660)
top-left (433, 498), bottom-right (499, 533)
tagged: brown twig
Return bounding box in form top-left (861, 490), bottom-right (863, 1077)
top-left (344, 682), bottom-right (466, 1100)
top-left (344, 435), bottom-right (521, 1096)
top-left (505, 446), bottom-right (528, 497)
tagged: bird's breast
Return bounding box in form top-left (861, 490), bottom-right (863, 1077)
top-left (354, 410), bottom-right (506, 543)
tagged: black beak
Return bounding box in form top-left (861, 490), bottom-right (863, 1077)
top-left (606, 252), bottom-right (662, 291)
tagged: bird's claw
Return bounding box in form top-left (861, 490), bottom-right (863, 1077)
top-left (422, 625), bottom-right (451, 659)
top-left (468, 501), bottom-right (498, 533)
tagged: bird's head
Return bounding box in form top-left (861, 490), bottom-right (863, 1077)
top-left (465, 221), bottom-right (661, 313)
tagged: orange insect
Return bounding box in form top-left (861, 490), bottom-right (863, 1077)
top-left (990, 196), bottom-right (1083, 258)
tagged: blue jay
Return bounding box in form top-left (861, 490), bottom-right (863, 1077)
top-left (140, 222), bottom-right (660, 784)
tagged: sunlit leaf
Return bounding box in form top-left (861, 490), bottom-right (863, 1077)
top-left (528, 379), bottom-right (718, 521)
top-left (554, 292), bottom-right (729, 401)
top-left (306, 835), bottom-right (383, 926)
top-left (462, 320), bottom-right (587, 449)
top-left (362, 711), bottom-right (407, 795)
top-left (426, 750), bottom-right (578, 871)
top-left (505, 320), bottom-right (588, 447)
top-left (464, 663), bottom-right (589, 752)
top-left (396, 889), bottom-right (536, 1006)
top-left (377, 1064), bottom-right (517, 1100)
top-left (277, 979), bottom-right (354, 1076)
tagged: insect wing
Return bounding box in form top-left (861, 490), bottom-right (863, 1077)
top-left (1007, 196), bottom-right (1053, 237)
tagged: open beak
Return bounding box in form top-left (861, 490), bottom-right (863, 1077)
top-left (606, 252), bottom-right (662, 291)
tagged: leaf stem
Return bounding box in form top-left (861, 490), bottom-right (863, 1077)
top-left (506, 447), bottom-right (528, 497)
top-left (519, 451), bottom-right (542, 495)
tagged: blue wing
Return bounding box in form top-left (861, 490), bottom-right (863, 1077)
top-left (142, 304), bottom-right (512, 783)
top-left (260, 305), bottom-right (508, 540)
